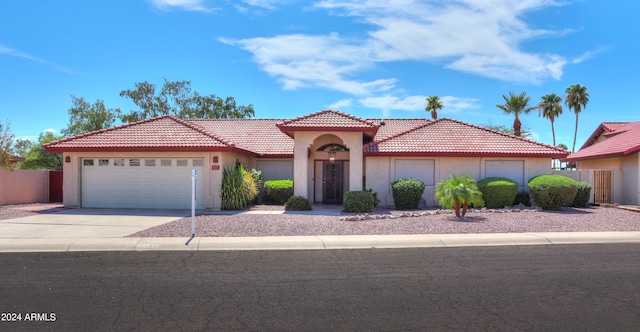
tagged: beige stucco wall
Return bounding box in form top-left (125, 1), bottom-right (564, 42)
top-left (577, 154), bottom-right (639, 205)
top-left (0, 168), bottom-right (49, 205)
top-left (365, 156), bottom-right (554, 208)
top-left (62, 151), bottom-right (233, 209)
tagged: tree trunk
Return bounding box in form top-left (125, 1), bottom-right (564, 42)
top-left (513, 117), bottom-right (522, 137)
top-left (572, 112), bottom-right (579, 152)
top-left (453, 201), bottom-right (461, 217)
top-left (462, 202), bottom-right (468, 217)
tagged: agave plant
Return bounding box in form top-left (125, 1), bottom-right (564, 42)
top-left (435, 175), bottom-right (484, 217)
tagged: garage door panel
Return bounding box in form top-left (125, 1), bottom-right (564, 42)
top-left (82, 158), bottom-right (204, 209)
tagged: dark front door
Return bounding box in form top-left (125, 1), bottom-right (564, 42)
top-left (323, 161), bottom-right (343, 204)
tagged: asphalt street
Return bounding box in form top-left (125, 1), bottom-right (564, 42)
top-left (1, 244), bottom-right (640, 331)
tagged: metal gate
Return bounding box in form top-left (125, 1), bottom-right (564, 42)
top-left (593, 170), bottom-right (612, 204)
top-left (49, 170), bottom-right (63, 203)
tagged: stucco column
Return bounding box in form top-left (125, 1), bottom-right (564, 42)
top-left (293, 134), bottom-right (310, 197)
top-left (346, 134), bottom-right (364, 192)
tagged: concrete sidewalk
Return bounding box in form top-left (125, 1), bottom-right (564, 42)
top-left (1, 232), bottom-right (640, 252)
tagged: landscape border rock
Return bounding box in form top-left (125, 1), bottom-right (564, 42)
top-left (339, 204), bottom-right (541, 222)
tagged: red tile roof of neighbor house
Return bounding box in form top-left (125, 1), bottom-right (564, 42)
top-left (44, 111), bottom-right (569, 158)
top-left (578, 121), bottom-right (629, 150)
top-left (567, 121), bottom-right (640, 161)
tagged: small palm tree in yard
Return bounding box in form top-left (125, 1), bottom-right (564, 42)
top-left (435, 175), bottom-right (484, 217)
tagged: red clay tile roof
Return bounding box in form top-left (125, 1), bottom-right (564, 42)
top-left (190, 119), bottom-right (294, 156)
top-left (277, 110), bottom-right (379, 137)
top-left (567, 121), bottom-right (640, 161)
top-left (365, 118), bottom-right (569, 158)
top-left (579, 121), bottom-right (629, 150)
top-left (44, 112), bottom-right (568, 159)
top-left (44, 116), bottom-right (239, 152)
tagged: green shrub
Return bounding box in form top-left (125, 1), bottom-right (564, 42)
top-left (343, 191), bottom-right (375, 213)
top-left (285, 195), bottom-right (312, 211)
top-left (391, 178), bottom-right (426, 210)
top-left (363, 188), bottom-right (380, 207)
top-left (572, 181), bottom-right (592, 207)
top-left (528, 174), bottom-right (578, 210)
top-left (221, 162), bottom-right (256, 210)
top-left (477, 177), bottom-right (519, 209)
top-left (513, 190), bottom-right (531, 206)
top-left (263, 179), bottom-right (294, 204)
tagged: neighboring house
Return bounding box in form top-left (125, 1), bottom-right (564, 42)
top-left (566, 121), bottom-right (640, 205)
top-left (0, 150), bottom-right (25, 168)
top-left (44, 110), bottom-right (568, 209)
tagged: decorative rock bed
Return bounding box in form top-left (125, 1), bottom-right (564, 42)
top-left (339, 204), bottom-right (541, 221)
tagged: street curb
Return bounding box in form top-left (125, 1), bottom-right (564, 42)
top-left (1, 232), bottom-right (640, 252)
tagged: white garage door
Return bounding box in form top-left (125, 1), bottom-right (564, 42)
top-left (394, 159), bottom-right (435, 185)
top-left (485, 160), bottom-right (524, 186)
top-left (81, 158), bottom-right (205, 209)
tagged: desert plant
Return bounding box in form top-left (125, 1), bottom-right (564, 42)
top-left (477, 177), bottom-right (519, 209)
top-left (391, 178), bottom-right (426, 210)
top-left (572, 181), bottom-right (592, 207)
top-left (528, 174), bottom-right (578, 210)
top-left (513, 190), bottom-right (532, 206)
top-left (221, 163), bottom-right (254, 210)
top-left (285, 195), bottom-right (312, 211)
top-left (435, 175), bottom-right (484, 217)
top-left (343, 191), bottom-right (375, 213)
top-left (263, 179), bottom-right (294, 204)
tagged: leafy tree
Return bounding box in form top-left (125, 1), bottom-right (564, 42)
top-left (435, 175), bottom-right (484, 217)
top-left (19, 133), bottom-right (63, 170)
top-left (0, 118), bottom-right (15, 168)
top-left (496, 91), bottom-right (536, 137)
top-left (119, 78), bottom-right (254, 122)
top-left (425, 95), bottom-right (443, 120)
top-left (538, 93), bottom-right (563, 146)
top-left (565, 84), bottom-right (589, 152)
top-left (13, 138), bottom-right (35, 158)
top-left (61, 96), bottom-right (121, 137)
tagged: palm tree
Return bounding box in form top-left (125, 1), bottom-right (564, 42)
top-left (496, 91), bottom-right (536, 137)
top-left (565, 84), bottom-right (589, 152)
top-left (538, 94), bottom-right (563, 146)
top-left (435, 175), bottom-right (484, 217)
top-left (425, 96), bottom-right (443, 120)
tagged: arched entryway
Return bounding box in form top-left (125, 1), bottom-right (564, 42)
top-left (315, 140), bottom-right (349, 203)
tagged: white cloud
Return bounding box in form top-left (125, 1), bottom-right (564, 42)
top-left (147, 0), bottom-right (218, 12)
top-left (358, 94), bottom-right (480, 116)
top-left (326, 98), bottom-right (353, 110)
top-left (0, 43), bottom-right (75, 74)
top-left (223, 0), bottom-right (578, 96)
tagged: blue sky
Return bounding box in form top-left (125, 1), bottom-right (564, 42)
top-left (1, 0), bottom-right (637, 151)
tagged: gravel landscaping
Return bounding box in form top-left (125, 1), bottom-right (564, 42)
top-left (128, 205), bottom-right (640, 237)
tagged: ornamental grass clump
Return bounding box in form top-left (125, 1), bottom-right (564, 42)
top-left (435, 175), bottom-right (484, 217)
top-left (528, 174), bottom-right (578, 210)
top-left (477, 177), bottom-right (519, 209)
top-left (391, 178), bottom-right (425, 210)
top-left (221, 162), bottom-right (258, 210)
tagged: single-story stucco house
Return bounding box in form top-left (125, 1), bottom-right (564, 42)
top-left (44, 110), bottom-right (568, 210)
top-left (566, 121), bottom-right (640, 205)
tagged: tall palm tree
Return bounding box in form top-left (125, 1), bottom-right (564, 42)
top-left (538, 93), bottom-right (563, 146)
top-left (496, 91), bottom-right (536, 137)
top-left (425, 96), bottom-right (443, 120)
top-left (565, 84), bottom-right (589, 152)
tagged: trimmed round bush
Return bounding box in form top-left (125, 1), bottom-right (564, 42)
top-left (572, 181), bottom-right (592, 207)
top-left (528, 175), bottom-right (578, 210)
top-left (343, 191), bottom-right (374, 213)
top-left (285, 195), bottom-right (312, 211)
top-left (391, 178), bottom-right (426, 210)
top-left (263, 179), bottom-right (294, 204)
top-left (477, 177), bottom-right (519, 209)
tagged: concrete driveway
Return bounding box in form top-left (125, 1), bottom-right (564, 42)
top-left (0, 208), bottom-right (187, 238)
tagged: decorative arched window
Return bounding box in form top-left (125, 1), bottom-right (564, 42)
top-left (317, 143), bottom-right (349, 163)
